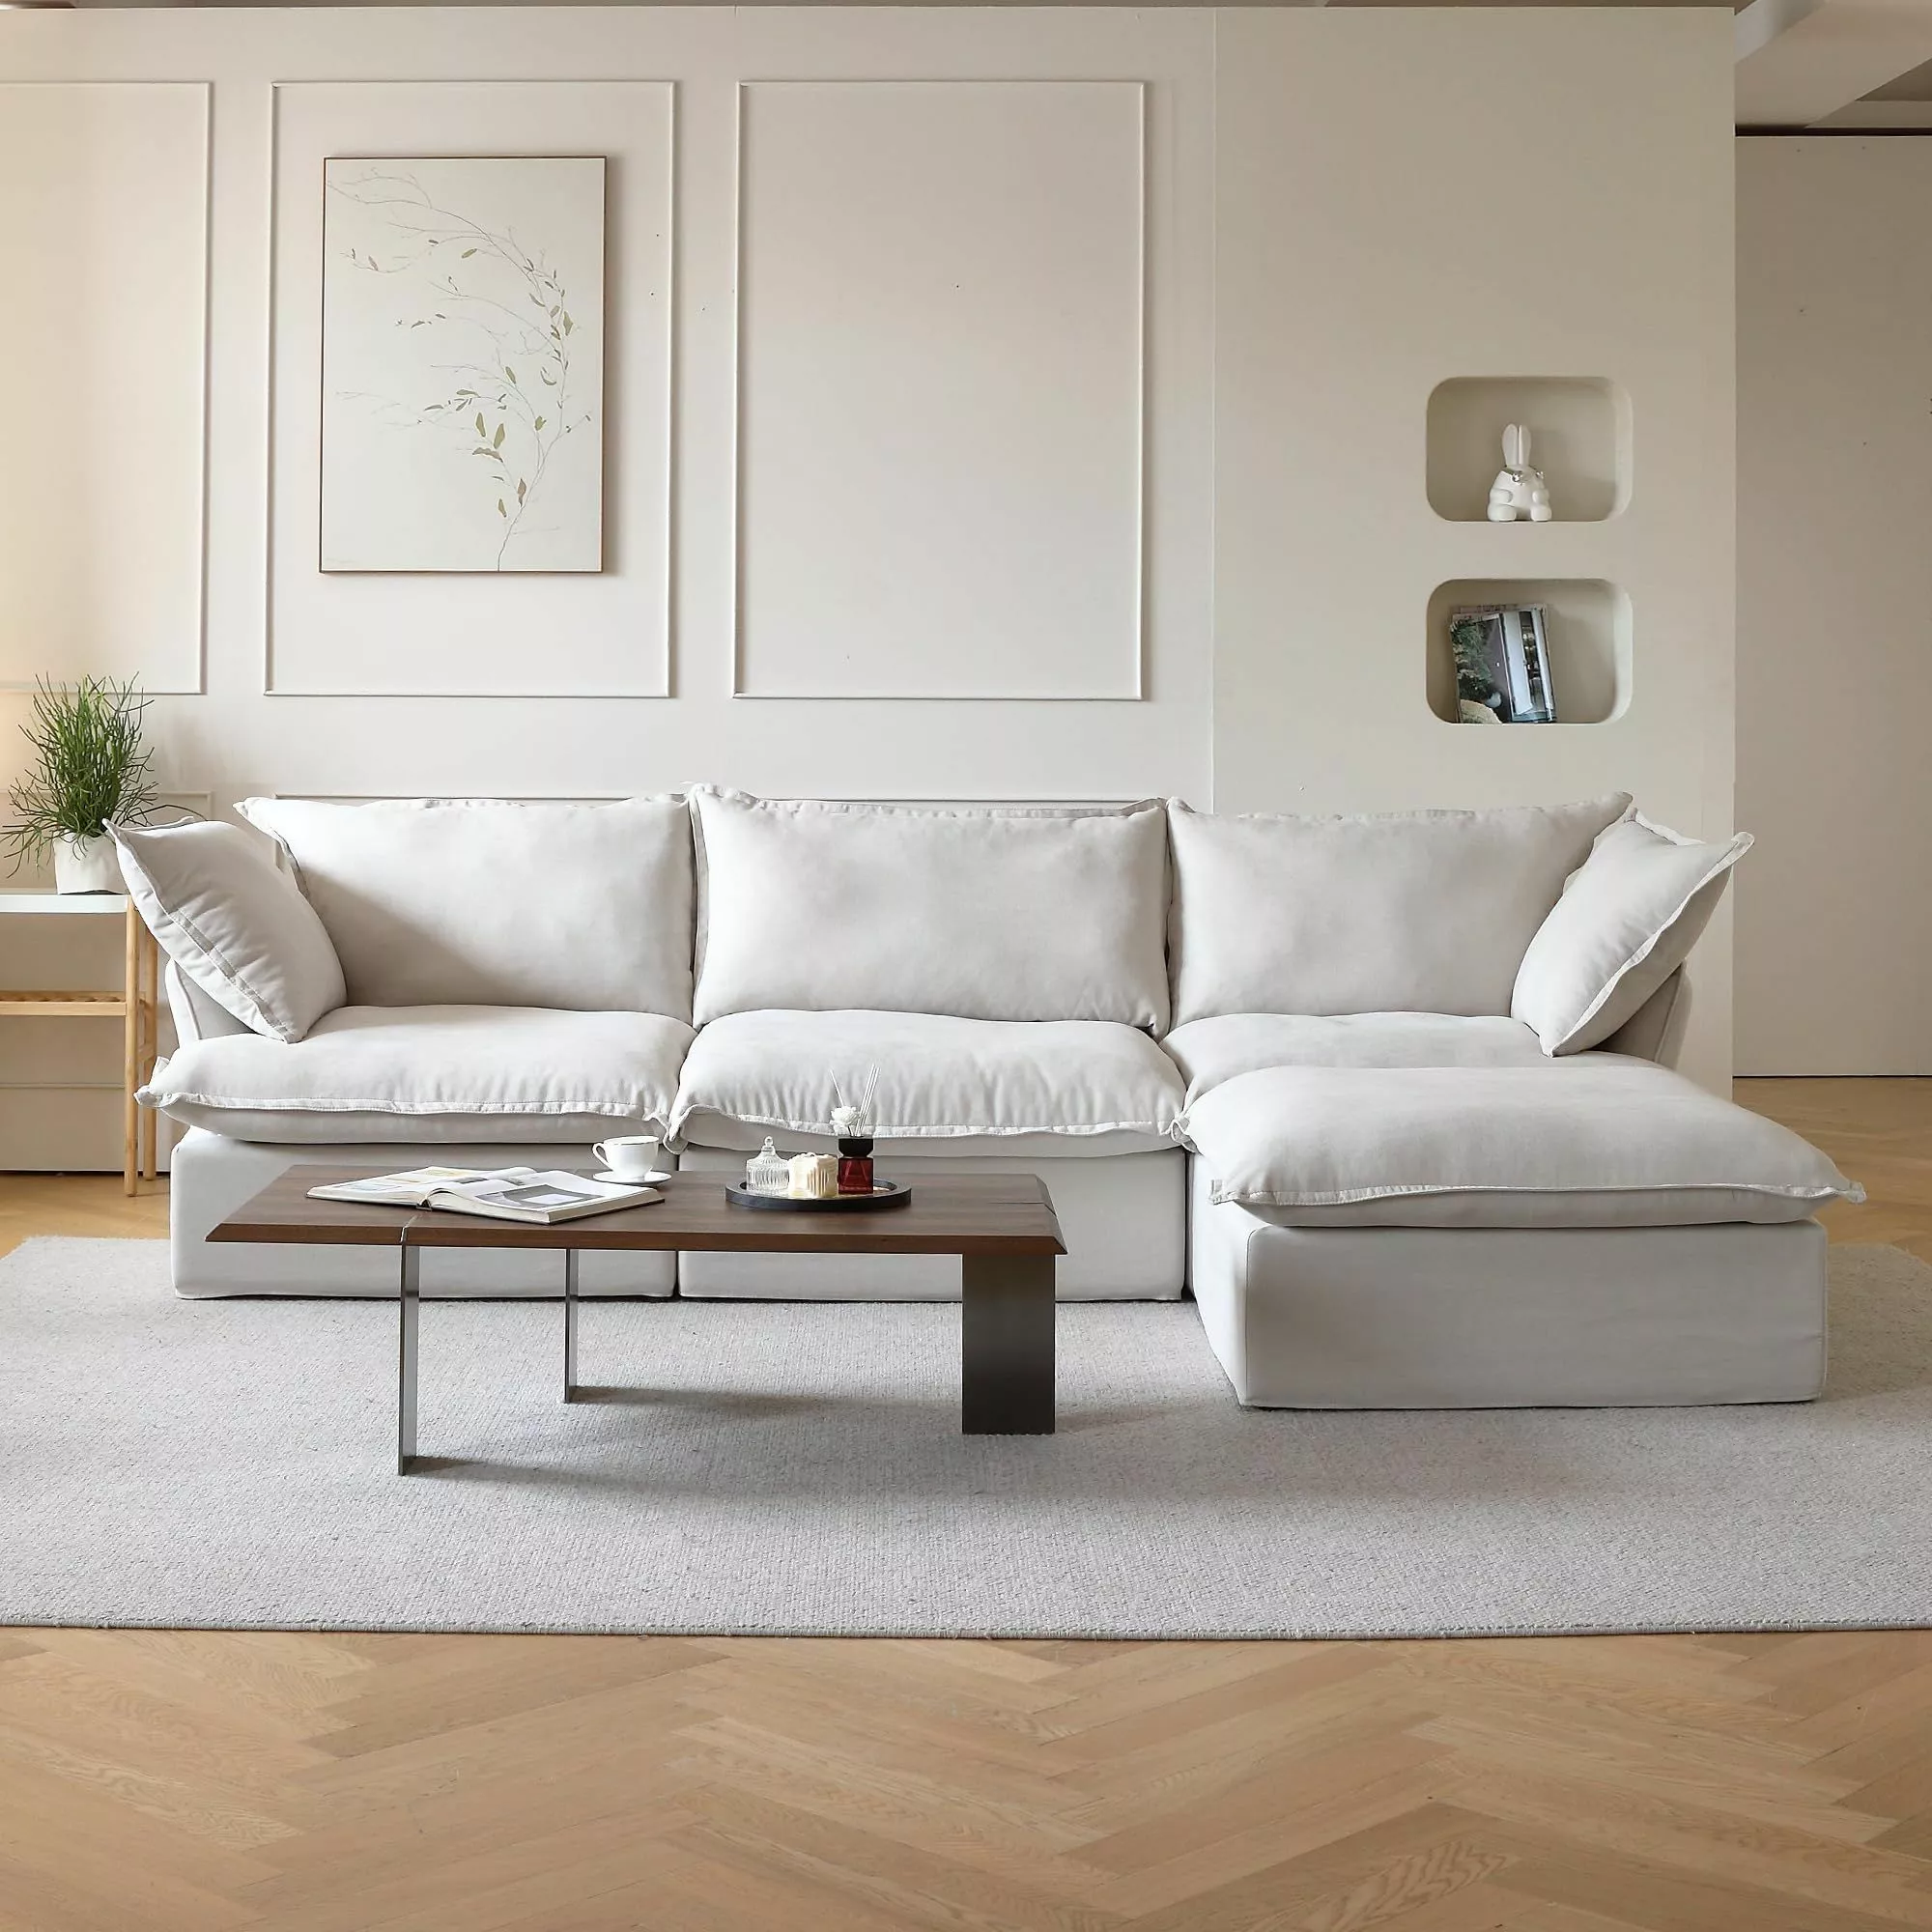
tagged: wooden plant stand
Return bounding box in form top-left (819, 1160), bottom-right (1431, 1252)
top-left (0, 894), bottom-right (161, 1193)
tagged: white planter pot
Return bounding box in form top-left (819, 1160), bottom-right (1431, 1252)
top-left (53, 834), bottom-right (124, 895)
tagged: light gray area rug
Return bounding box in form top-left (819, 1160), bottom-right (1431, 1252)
top-left (3, 1237), bottom-right (1928, 1639)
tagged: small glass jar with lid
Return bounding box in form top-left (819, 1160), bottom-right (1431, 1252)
top-left (744, 1137), bottom-right (789, 1194)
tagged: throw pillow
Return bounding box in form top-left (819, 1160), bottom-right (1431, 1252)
top-left (1512, 811), bottom-right (1751, 1055)
top-left (112, 820), bottom-right (346, 1043)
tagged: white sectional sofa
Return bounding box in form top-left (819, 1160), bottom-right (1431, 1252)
top-left (116, 786), bottom-right (1861, 1407)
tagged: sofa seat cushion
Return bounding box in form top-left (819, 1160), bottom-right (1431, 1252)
top-left (142, 1007), bottom-right (692, 1144)
top-left (1177, 1060), bottom-right (1861, 1228)
top-left (669, 1009), bottom-right (1183, 1155)
top-left (1163, 1012), bottom-right (1551, 1103)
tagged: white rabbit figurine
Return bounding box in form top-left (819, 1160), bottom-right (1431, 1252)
top-left (1486, 423), bottom-right (1553, 524)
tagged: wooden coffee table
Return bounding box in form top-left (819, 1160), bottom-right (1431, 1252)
top-left (211, 1169), bottom-right (1067, 1471)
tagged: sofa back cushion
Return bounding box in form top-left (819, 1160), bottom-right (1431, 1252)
top-left (1167, 795), bottom-right (1630, 1024)
top-left (691, 789), bottom-right (1170, 1027)
top-left (236, 797), bottom-right (695, 1018)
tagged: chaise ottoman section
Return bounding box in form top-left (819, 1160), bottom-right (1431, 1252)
top-left (1179, 1060), bottom-right (1861, 1406)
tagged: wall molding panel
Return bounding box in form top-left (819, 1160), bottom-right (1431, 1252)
top-left (732, 78), bottom-right (1148, 700)
top-left (0, 80), bottom-right (210, 696)
top-left (0, 8), bottom-right (1213, 813)
top-left (266, 79), bottom-right (676, 698)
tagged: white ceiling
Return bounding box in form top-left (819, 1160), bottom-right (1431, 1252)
top-left (1736, 0), bottom-right (1932, 126)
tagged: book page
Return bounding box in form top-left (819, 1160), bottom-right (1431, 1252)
top-left (451, 1179), bottom-right (611, 1213)
top-left (309, 1165), bottom-right (520, 1205)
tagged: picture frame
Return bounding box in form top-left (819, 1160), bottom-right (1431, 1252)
top-left (319, 156), bottom-right (607, 575)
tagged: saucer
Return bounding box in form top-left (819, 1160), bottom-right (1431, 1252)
top-left (594, 1168), bottom-right (674, 1186)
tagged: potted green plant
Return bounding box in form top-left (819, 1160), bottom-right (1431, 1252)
top-left (3, 675), bottom-right (163, 893)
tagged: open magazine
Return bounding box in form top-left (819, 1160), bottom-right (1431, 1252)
top-left (307, 1166), bottom-right (663, 1226)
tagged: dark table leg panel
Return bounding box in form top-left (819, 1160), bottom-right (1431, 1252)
top-left (960, 1255), bottom-right (1056, 1435)
top-left (397, 1244), bottom-right (420, 1475)
top-left (563, 1249), bottom-right (581, 1402)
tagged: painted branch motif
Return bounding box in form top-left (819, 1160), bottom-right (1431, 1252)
top-left (324, 163), bottom-right (600, 572)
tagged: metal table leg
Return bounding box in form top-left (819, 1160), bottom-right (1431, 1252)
top-left (398, 1243), bottom-right (420, 1474)
top-left (563, 1249), bottom-right (581, 1402)
top-left (960, 1255), bottom-right (1056, 1435)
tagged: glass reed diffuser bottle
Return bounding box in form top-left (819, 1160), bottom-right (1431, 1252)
top-left (829, 1065), bottom-right (879, 1195)
top-left (831, 1106), bottom-right (874, 1195)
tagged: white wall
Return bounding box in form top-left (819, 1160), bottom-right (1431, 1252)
top-left (1215, 9), bottom-right (1737, 1088)
top-left (0, 7), bottom-right (1737, 1164)
top-left (1736, 136), bottom-right (1932, 1075)
top-left (0, 8), bottom-right (1214, 807)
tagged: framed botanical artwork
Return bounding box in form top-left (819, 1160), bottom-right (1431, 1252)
top-left (320, 156), bottom-right (606, 574)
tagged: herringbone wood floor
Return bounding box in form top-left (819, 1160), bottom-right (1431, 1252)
top-left (0, 1076), bottom-right (1926, 1932)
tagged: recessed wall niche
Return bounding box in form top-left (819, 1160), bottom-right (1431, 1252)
top-left (1427, 578), bottom-right (1630, 726)
top-left (1426, 378), bottom-right (1631, 523)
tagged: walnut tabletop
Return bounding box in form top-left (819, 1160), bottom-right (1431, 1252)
top-left (210, 1168), bottom-right (1067, 1258)
top-left (207, 1179), bottom-right (417, 1246)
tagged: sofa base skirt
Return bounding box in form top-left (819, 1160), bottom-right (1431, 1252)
top-left (1189, 1167), bottom-right (1829, 1408)
top-left (167, 1129), bottom-right (676, 1299)
top-left (676, 1147), bottom-right (1186, 1300)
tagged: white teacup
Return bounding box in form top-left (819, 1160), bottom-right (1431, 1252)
top-left (593, 1135), bottom-right (663, 1180)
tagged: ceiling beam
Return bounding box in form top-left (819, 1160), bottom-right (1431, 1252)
top-left (1737, 0), bottom-right (1932, 126)
top-left (1811, 98), bottom-right (1932, 119)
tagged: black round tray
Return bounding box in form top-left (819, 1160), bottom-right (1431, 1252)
top-left (724, 1181), bottom-right (913, 1213)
